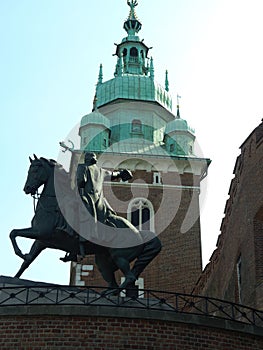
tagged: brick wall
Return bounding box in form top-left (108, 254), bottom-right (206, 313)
top-left (193, 121), bottom-right (263, 310)
top-left (0, 312), bottom-right (262, 350)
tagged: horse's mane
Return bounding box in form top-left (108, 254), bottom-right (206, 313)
top-left (39, 157), bottom-right (58, 167)
top-left (38, 157), bottom-right (63, 170)
top-left (31, 156), bottom-right (72, 192)
top-left (35, 157), bottom-right (69, 179)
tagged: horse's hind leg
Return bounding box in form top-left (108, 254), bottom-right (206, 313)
top-left (95, 253), bottom-right (118, 289)
top-left (110, 253), bottom-right (136, 289)
top-left (15, 240), bottom-right (46, 278)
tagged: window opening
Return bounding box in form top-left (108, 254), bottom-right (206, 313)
top-left (153, 172), bottom-right (162, 184)
top-left (130, 47), bottom-right (138, 57)
top-left (132, 119), bottom-right (142, 133)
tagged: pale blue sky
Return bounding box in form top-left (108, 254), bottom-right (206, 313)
top-left (1, 0), bottom-right (263, 284)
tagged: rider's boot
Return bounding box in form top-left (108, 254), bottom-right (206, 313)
top-left (60, 252), bottom-right (77, 262)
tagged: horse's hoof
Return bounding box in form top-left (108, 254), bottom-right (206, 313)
top-left (119, 274), bottom-right (136, 290)
top-left (125, 281), bottom-right (136, 289)
top-left (60, 253), bottom-right (77, 262)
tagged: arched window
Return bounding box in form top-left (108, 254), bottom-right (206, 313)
top-left (130, 47), bottom-right (138, 57)
top-left (153, 172), bottom-right (162, 185)
top-left (128, 198), bottom-right (155, 232)
top-left (132, 119), bottom-right (142, 133)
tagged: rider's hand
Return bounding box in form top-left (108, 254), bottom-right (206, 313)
top-left (119, 169), bottom-right (133, 181)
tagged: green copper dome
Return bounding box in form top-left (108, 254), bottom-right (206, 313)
top-left (80, 110), bottom-right (110, 129)
top-left (165, 118), bottom-right (195, 135)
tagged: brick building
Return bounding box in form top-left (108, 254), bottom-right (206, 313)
top-left (69, 0), bottom-right (210, 293)
top-left (193, 121), bottom-right (263, 310)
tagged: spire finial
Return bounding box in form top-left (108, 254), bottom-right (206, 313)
top-left (124, 0), bottom-right (141, 35)
top-left (177, 94), bottom-right (181, 118)
top-left (127, 0), bottom-right (138, 13)
top-left (127, 0), bottom-right (139, 21)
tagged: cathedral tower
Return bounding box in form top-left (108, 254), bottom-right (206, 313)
top-left (72, 1), bottom-right (211, 293)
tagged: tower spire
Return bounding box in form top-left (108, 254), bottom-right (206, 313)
top-left (93, 0), bottom-right (172, 111)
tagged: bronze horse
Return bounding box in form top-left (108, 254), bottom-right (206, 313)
top-left (10, 156), bottom-right (161, 291)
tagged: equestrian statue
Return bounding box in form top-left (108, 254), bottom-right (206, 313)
top-left (9, 154), bottom-right (161, 292)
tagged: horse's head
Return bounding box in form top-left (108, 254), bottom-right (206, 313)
top-left (23, 155), bottom-right (55, 195)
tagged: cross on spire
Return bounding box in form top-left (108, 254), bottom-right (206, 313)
top-left (124, 0), bottom-right (141, 35)
top-left (127, 0), bottom-right (138, 11)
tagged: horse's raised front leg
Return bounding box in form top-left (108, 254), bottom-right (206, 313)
top-left (15, 240), bottom-right (46, 278)
top-left (10, 227), bottom-right (40, 260)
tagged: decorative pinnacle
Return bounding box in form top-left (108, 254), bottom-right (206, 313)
top-left (177, 94), bottom-right (181, 118)
top-left (93, 94), bottom-right (98, 111)
top-left (165, 70), bottom-right (169, 92)
top-left (97, 64), bottom-right (103, 85)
